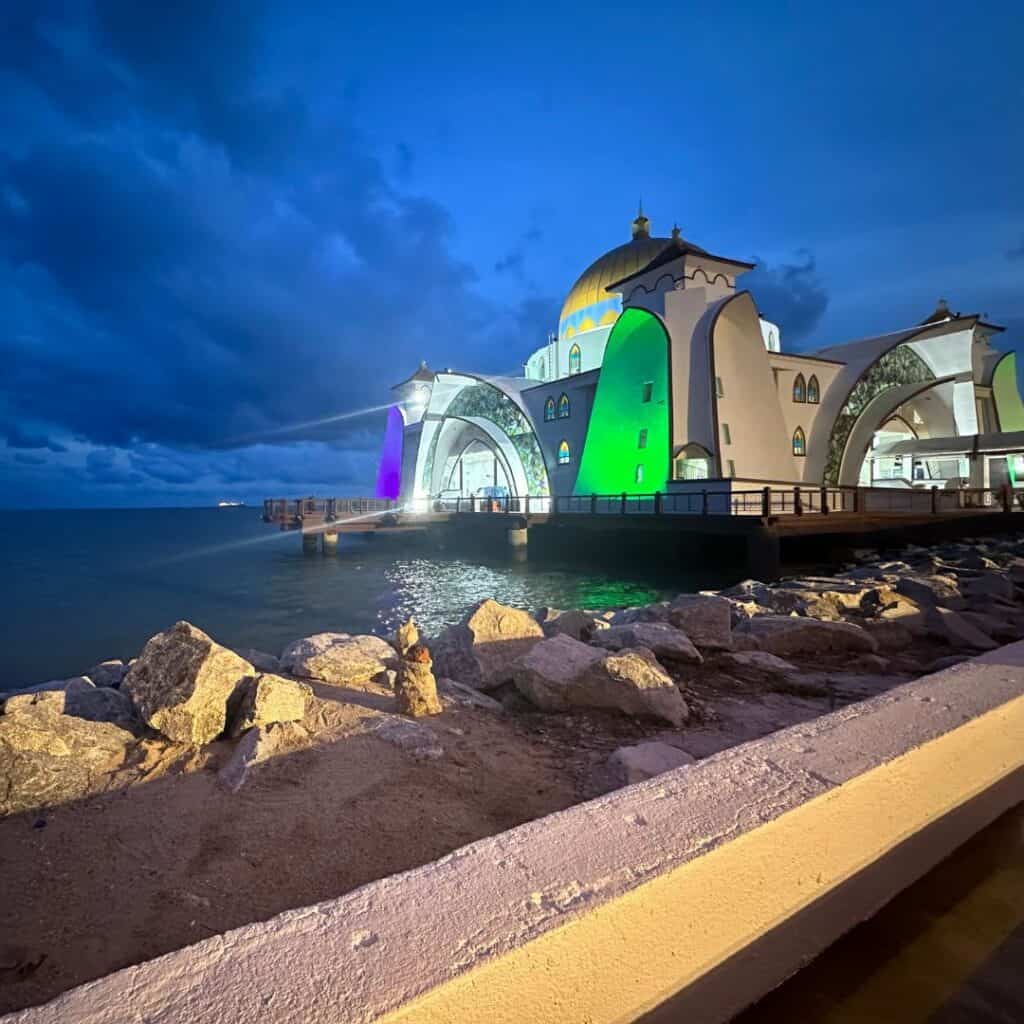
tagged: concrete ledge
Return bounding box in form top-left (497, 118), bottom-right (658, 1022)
top-left (8, 645), bottom-right (1024, 1024)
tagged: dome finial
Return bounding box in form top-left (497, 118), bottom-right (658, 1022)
top-left (671, 223), bottom-right (682, 244)
top-left (631, 199), bottom-right (650, 239)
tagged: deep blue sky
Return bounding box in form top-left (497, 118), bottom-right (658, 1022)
top-left (2, 1), bottom-right (1022, 507)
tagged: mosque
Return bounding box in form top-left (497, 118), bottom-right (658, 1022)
top-left (375, 208), bottom-right (1024, 510)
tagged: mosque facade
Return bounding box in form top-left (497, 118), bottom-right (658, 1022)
top-left (375, 209), bottom-right (1024, 510)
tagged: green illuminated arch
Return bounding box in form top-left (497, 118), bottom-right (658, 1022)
top-left (574, 307), bottom-right (670, 495)
top-left (993, 352), bottom-right (1024, 432)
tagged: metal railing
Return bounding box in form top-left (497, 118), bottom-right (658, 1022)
top-left (263, 497), bottom-right (398, 523)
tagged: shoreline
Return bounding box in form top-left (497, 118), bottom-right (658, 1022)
top-left (3, 531), bottom-right (1024, 1012)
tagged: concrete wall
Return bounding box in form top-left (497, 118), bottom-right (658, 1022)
top-left (13, 644), bottom-right (1024, 1024)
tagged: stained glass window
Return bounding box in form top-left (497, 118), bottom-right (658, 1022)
top-left (793, 374), bottom-right (806, 403)
top-left (558, 393), bottom-right (570, 418)
top-left (558, 440), bottom-right (571, 464)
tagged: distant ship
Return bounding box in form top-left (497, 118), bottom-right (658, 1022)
top-left (217, 500), bottom-right (245, 508)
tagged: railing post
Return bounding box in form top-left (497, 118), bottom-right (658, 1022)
top-left (621, 491), bottom-right (627, 515)
top-left (590, 493), bottom-right (597, 515)
top-left (794, 486), bottom-right (803, 516)
top-left (654, 490), bottom-right (662, 515)
top-left (852, 487), bottom-right (860, 514)
top-left (761, 486), bottom-right (771, 518)
top-left (820, 486), bottom-right (829, 515)
top-left (701, 489), bottom-right (709, 516)
top-left (930, 486), bottom-right (938, 514)
top-left (1002, 484), bottom-right (1012, 513)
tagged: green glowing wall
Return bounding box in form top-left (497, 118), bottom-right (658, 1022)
top-left (573, 307), bottom-right (670, 495)
top-left (993, 353), bottom-right (1024, 432)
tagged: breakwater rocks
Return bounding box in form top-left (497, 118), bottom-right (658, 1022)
top-left (4, 533), bottom-right (1024, 818)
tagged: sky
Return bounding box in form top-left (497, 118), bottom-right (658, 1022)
top-left (2, 1), bottom-right (1022, 508)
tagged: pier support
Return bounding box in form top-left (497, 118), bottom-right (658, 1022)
top-left (746, 525), bottom-right (781, 581)
top-left (301, 532), bottom-right (319, 555)
top-left (507, 527), bottom-right (528, 562)
top-left (321, 532), bottom-right (338, 554)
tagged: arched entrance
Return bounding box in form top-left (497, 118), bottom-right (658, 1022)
top-left (441, 437), bottom-right (515, 500)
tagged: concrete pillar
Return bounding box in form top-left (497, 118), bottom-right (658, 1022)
top-left (302, 532), bottom-right (319, 555)
top-left (321, 531), bottom-right (339, 553)
top-left (507, 527), bottom-right (528, 561)
top-left (746, 525), bottom-right (780, 581)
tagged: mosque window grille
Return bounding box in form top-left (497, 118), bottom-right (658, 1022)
top-left (637, 428), bottom-right (648, 449)
top-left (722, 423), bottom-right (731, 445)
top-left (715, 376), bottom-right (724, 398)
top-left (558, 440), bottom-right (571, 465)
top-left (557, 393), bottom-right (571, 419)
top-left (793, 374), bottom-right (806, 403)
top-left (642, 381), bottom-right (653, 403)
top-left (807, 375), bottom-right (820, 404)
top-left (543, 397), bottom-right (556, 422)
top-left (793, 426), bottom-right (806, 457)
top-left (568, 344), bottom-right (582, 375)
top-left (726, 459), bottom-right (736, 478)
top-left (635, 464), bottom-right (644, 484)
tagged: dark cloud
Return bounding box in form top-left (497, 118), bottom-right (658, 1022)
top-left (0, 5), bottom-right (559, 506)
top-left (4, 423), bottom-right (66, 452)
top-left (741, 251), bottom-right (829, 344)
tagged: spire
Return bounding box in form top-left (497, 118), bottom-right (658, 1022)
top-left (671, 223), bottom-right (682, 245)
top-left (921, 298), bottom-right (953, 325)
top-left (631, 199), bottom-right (650, 239)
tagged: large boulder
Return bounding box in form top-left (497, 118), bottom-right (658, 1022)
top-left (895, 575), bottom-right (964, 609)
top-left (924, 608), bottom-right (999, 651)
top-left (237, 649), bottom-right (281, 674)
top-left (229, 674), bottom-right (312, 736)
top-left (123, 621), bottom-right (255, 745)
top-left (87, 659), bottom-right (128, 688)
top-left (512, 634), bottom-right (688, 726)
top-left (4, 676), bottom-right (136, 726)
top-left (608, 603), bottom-right (671, 626)
top-left (431, 599), bottom-right (544, 691)
top-left (537, 608), bottom-right (609, 642)
top-left (279, 632), bottom-right (396, 687)
top-left (734, 615), bottom-right (878, 657)
top-left (0, 697), bottom-right (135, 816)
top-left (667, 595), bottom-right (732, 650)
top-left (218, 724), bottom-right (297, 793)
top-left (714, 650), bottom-right (800, 684)
top-left (962, 573), bottom-right (1015, 603)
top-left (591, 622), bottom-right (702, 665)
top-left (608, 741), bottom-right (696, 786)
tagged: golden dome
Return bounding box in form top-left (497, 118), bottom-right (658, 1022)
top-left (558, 208), bottom-right (673, 339)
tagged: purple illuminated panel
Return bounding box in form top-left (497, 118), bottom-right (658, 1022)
top-left (374, 405), bottom-right (404, 499)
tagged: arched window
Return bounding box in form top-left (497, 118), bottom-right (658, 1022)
top-left (557, 440), bottom-right (571, 465)
top-left (568, 344), bottom-right (582, 375)
top-left (793, 373), bottom-right (806, 403)
top-left (543, 396), bottom-right (555, 422)
top-left (792, 426), bottom-right (806, 457)
top-left (807, 375), bottom-right (820, 404)
top-left (538, 357), bottom-right (546, 380)
top-left (558, 393), bottom-right (570, 418)
top-left (673, 443), bottom-right (711, 481)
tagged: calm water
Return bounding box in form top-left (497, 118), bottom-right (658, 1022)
top-left (0, 507), bottom-right (729, 691)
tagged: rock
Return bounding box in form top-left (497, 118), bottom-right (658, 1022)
top-left (2, 677), bottom-right (95, 712)
top-left (923, 608), bottom-right (999, 651)
top-left (279, 632), bottom-right (396, 687)
top-left (229, 674), bottom-right (312, 736)
top-left (963, 573), bottom-right (1015, 603)
top-left (667, 595), bottom-right (732, 650)
top-left (436, 678), bottom-right (504, 712)
top-left (923, 654), bottom-right (970, 673)
top-left (735, 616), bottom-right (878, 657)
top-left (847, 653), bottom-right (890, 673)
top-left (218, 725), bottom-right (286, 792)
top-left (394, 644), bottom-right (442, 717)
top-left (608, 603), bottom-right (671, 626)
top-left (715, 650), bottom-right (800, 682)
top-left (123, 621), bottom-right (255, 746)
top-left (393, 618), bottom-right (420, 658)
top-left (608, 742), bottom-right (696, 786)
top-left (87, 660), bottom-right (127, 688)
top-left (538, 608), bottom-right (609, 642)
top-left (512, 635), bottom-right (688, 726)
top-left (238, 649), bottom-right (281, 674)
top-left (1005, 558), bottom-right (1024, 585)
top-left (895, 575), bottom-right (964, 609)
top-left (591, 622), bottom-right (702, 665)
top-left (373, 717), bottom-right (444, 759)
top-left (0, 700), bottom-right (135, 816)
top-left (5, 678), bottom-right (136, 727)
top-left (431, 599), bottom-right (544, 690)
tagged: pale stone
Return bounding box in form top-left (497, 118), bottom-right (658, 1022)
top-left (735, 616), bottom-right (878, 657)
top-left (716, 650), bottom-right (800, 681)
top-left (373, 718), bottom-right (444, 759)
top-left (608, 742), bottom-right (696, 785)
top-left (431, 599), bottom-right (544, 690)
top-left (280, 633), bottom-right (396, 687)
top-left (0, 701), bottom-right (135, 816)
top-left (436, 678), bottom-right (504, 712)
top-left (895, 575), bottom-right (964, 609)
top-left (394, 618), bottom-right (420, 658)
top-left (667, 595), bottom-right (732, 650)
top-left (512, 635), bottom-right (688, 726)
top-left (123, 621), bottom-right (255, 746)
top-left (218, 725), bottom-right (286, 793)
top-left (229, 674), bottom-right (312, 736)
top-left (609, 603), bottom-right (671, 626)
top-left (538, 608), bottom-right (609, 642)
top-left (239, 649), bottom-right (281, 674)
top-left (591, 622), bottom-right (702, 665)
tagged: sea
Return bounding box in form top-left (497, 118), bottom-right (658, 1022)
top-left (0, 506), bottom-right (734, 692)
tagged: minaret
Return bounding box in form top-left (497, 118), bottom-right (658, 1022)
top-left (631, 200), bottom-right (650, 239)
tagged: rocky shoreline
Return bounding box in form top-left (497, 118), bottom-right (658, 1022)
top-left (4, 532), bottom-right (1024, 820)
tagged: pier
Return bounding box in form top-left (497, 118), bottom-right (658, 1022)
top-left (263, 484), bottom-right (1024, 578)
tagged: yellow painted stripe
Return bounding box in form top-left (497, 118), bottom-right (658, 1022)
top-left (379, 695), bottom-right (1024, 1024)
